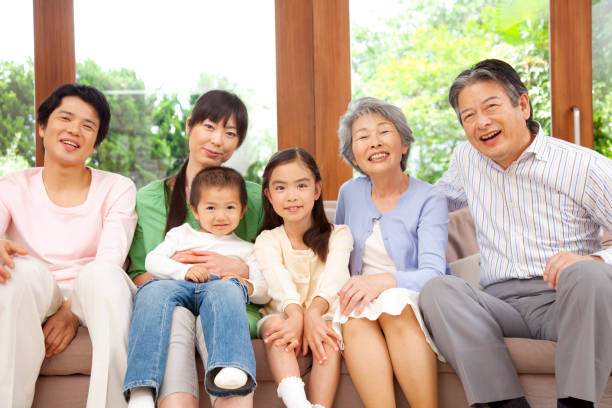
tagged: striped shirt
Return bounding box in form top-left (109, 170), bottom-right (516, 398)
top-left (436, 128), bottom-right (612, 286)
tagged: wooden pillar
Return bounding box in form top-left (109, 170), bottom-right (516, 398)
top-left (33, 0), bottom-right (75, 166)
top-left (275, 0), bottom-right (353, 199)
top-left (549, 0), bottom-right (593, 148)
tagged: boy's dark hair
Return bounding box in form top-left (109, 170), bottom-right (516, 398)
top-left (189, 166), bottom-right (247, 210)
top-left (37, 83), bottom-right (111, 147)
top-left (260, 147), bottom-right (332, 262)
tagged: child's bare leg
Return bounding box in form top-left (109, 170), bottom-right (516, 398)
top-left (308, 321), bottom-right (341, 408)
top-left (379, 307), bottom-right (437, 408)
top-left (342, 317), bottom-right (395, 408)
top-left (262, 316), bottom-right (301, 381)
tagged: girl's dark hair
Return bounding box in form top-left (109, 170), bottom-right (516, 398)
top-left (260, 147), bottom-right (332, 262)
top-left (189, 166), bottom-right (247, 210)
top-left (164, 90), bottom-right (248, 234)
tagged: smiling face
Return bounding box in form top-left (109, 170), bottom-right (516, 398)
top-left (187, 115), bottom-right (240, 168)
top-left (351, 112), bottom-right (408, 177)
top-left (458, 80), bottom-right (533, 169)
top-left (39, 96), bottom-right (99, 167)
top-left (190, 185), bottom-right (245, 236)
top-left (264, 160), bottom-right (321, 227)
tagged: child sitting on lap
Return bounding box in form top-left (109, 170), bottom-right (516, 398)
top-left (124, 166), bottom-right (269, 408)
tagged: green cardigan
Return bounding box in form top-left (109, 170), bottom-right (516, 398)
top-left (128, 178), bottom-right (264, 337)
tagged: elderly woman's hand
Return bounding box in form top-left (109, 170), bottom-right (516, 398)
top-left (338, 274), bottom-right (396, 316)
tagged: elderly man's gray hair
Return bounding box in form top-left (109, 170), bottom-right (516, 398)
top-left (337, 97), bottom-right (414, 174)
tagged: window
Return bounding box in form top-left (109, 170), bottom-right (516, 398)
top-left (0, 1), bottom-right (35, 176)
top-left (593, 0), bottom-right (612, 158)
top-left (74, 0), bottom-right (277, 187)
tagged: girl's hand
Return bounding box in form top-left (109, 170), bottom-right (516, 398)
top-left (338, 274), bottom-right (396, 316)
top-left (303, 307), bottom-right (340, 365)
top-left (264, 305), bottom-right (303, 355)
top-left (171, 250), bottom-right (249, 278)
top-left (185, 265), bottom-right (210, 283)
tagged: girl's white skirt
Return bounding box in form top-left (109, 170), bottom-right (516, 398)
top-left (332, 287), bottom-right (443, 360)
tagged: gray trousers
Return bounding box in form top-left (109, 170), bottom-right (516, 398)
top-left (419, 260), bottom-right (612, 405)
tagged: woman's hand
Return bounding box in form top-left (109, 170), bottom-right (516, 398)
top-left (338, 273), bottom-right (396, 316)
top-left (263, 304), bottom-right (304, 355)
top-left (303, 298), bottom-right (340, 364)
top-left (171, 250), bottom-right (249, 278)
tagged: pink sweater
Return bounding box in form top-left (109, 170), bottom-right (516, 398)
top-left (0, 167), bottom-right (137, 284)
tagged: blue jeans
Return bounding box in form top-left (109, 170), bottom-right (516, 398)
top-left (123, 277), bottom-right (256, 399)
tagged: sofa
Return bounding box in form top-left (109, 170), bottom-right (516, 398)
top-left (33, 205), bottom-right (612, 408)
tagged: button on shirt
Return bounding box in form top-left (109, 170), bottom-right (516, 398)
top-left (435, 128), bottom-right (612, 286)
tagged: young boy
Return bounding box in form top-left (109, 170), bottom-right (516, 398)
top-left (124, 166), bottom-right (269, 408)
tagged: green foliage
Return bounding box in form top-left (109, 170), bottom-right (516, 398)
top-left (0, 60), bottom-right (35, 166)
top-left (351, 0), bottom-right (551, 183)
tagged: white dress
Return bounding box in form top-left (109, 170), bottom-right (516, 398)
top-left (332, 220), bottom-right (442, 358)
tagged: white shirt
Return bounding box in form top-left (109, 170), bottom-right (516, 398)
top-left (436, 128), bottom-right (612, 286)
top-left (145, 223), bottom-right (270, 304)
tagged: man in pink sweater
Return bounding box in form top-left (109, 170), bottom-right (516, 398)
top-left (0, 83), bottom-right (137, 408)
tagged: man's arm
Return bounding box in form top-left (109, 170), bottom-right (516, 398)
top-left (434, 148), bottom-right (468, 211)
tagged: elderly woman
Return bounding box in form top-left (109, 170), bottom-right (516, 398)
top-left (332, 97), bottom-right (449, 408)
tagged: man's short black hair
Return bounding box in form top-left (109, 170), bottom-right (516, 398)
top-left (37, 83), bottom-right (111, 147)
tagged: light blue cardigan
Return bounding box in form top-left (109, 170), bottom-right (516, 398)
top-left (335, 176), bottom-right (450, 291)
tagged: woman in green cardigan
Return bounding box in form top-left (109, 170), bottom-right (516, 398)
top-left (127, 90), bottom-right (263, 408)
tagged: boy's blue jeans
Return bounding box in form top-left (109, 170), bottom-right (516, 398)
top-left (123, 276), bottom-right (256, 400)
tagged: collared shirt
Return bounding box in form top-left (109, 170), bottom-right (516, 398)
top-left (335, 176), bottom-right (450, 291)
top-left (436, 128), bottom-right (612, 286)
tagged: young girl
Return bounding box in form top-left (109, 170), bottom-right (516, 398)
top-left (124, 167), bottom-right (270, 407)
top-left (254, 148), bottom-right (353, 408)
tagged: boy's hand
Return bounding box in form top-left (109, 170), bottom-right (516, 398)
top-left (0, 239), bottom-right (28, 283)
top-left (221, 273), bottom-right (253, 295)
top-left (185, 265), bottom-right (210, 283)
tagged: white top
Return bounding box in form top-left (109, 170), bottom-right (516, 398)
top-left (361, 220), bottom-right (396, 276)
top-left (145, 223), bottom-right (270, 304)
top-left (436, 128), bottom-right (612, 286)
top-left (254, 224), bottom-right (353, 318)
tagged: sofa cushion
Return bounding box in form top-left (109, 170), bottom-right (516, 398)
top-left (40, 327), bottom-right (92, 376)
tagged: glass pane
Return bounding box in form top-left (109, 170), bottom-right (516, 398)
top-left (0, 1), bottom-right (35, 176)
top-left (74, 0), bottom-right (277, 187)
top-left (593, 0), bottom-right (612, 158)
top-left (350, 0), bottom-right (550, 183)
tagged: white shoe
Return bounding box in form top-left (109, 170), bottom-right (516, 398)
top-left (214, 367), bottom-right (248, 389)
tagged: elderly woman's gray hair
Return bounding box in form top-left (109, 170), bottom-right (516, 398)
top-left (337, 97), bottom-right (414, 174)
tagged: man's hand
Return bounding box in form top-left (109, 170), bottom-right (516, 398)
top-left (42, 298), bottom-right (79, 357)
top-left (338, 274), bottom-right (395, 316)
top-left (263, 304), bottom-right (304, 355)
top-left (543, 251), bottom-right (602, 289)
top-left (0, 239), bottom-right (28, 283)
top-left (303, 298), bottom-right (340, 364)
top-left (171, 250), bottom-right (249, 278)
top-left (185, 265), bottom-right (211, 283)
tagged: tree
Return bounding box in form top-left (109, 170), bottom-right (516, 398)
top-left (351, 0), bottom-right (552, 183)
top-left (0, 59), bottom-right (35, 167)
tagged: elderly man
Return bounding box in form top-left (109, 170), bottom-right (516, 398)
top-left (419, 59), bottom-right (612, 408)
top-left (0, 83), bottom-right (137, 408)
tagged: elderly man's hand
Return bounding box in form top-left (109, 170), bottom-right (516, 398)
top-left (543, 251), bottom-right (602, 289)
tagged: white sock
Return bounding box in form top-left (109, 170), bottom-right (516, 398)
top-left (277, 376), bottom-right (312, 408)
top-left (128, 387), bottom-right (155, 408)
top-left (214, 367), bottom-right (248, 389)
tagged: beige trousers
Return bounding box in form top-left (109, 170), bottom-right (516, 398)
top-left (0, 256), bottom-right (136, 408)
